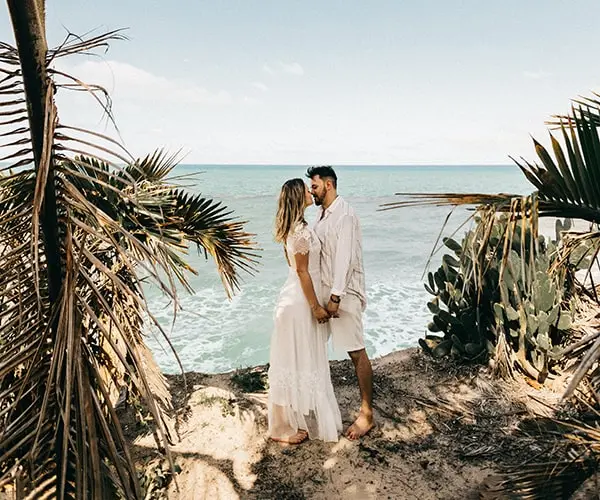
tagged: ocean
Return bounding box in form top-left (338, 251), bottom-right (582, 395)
top-left (145, 165), bottom-right (534, 374)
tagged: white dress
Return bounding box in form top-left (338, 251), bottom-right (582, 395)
top-left (267, 223), bottom-right (342, 442)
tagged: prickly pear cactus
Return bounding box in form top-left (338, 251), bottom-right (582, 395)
top-left (420, 214), bottom-right (577, 382)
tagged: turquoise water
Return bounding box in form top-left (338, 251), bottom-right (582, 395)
top-left (145, 165), bottom-right (534, 373)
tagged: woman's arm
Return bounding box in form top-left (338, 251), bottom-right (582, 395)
top-left (294, 252), bottom-right (329, 323)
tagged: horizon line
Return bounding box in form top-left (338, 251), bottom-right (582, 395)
top-left (174, 163), bottom-right (517, 167)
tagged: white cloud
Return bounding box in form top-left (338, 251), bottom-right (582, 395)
top-left (241, 96), bottom-right (261, 106)
top-left (262, 63), bottom-right (275, 75)
top-left (54, 60), bottom-right (233, 106)
top-left (523, 70), bottom-right (552, 80)
top-left (252, 81), bottom-right (269, 92)
top-left (263, 61), bottom-right (304, 76)
top-left (280, 62), bottom-right (304, 76)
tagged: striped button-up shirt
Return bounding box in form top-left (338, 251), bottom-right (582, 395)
top-left (313, 196), bottom-right (366, 310)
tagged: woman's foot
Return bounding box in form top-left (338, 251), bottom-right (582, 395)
top-left (271, 429), bottom-right (308, 445)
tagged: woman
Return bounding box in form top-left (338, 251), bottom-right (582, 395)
top-left (268, 178), bottom-right (342, 444)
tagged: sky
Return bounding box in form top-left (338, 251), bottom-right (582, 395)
top-left (1, 1), bottom-right (600, 165)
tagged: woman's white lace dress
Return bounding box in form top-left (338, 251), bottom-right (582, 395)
top-left (268, 223), bottom-right (342, 442)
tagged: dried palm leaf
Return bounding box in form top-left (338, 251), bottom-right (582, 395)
top-left (0, 4), bottom-right (259, 498)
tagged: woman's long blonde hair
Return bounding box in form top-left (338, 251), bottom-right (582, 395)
top-left (274, 178), bottom-right (307, 243)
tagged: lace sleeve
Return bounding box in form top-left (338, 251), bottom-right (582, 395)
top-left (288, 225), bottom-right (311, 256)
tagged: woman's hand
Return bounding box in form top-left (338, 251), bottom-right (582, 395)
top-left (312, 305), bottom-right (330, 324)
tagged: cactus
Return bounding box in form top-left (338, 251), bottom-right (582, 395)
top-left (421, 215), bottom-right (578, 381)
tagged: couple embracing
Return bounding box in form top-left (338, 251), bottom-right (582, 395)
top-left (267, 166), bottom-right (374, 444)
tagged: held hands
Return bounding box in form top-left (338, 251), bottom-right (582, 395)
top-left (327, 295), bottom-right (340, 318)
top-left (312, 304), bottom-right (330, 324)
top-left (311, 295), bottom-right (341, 323)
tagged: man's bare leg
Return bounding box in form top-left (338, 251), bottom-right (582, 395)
top-left (346, 348), bottom-right (374, 440)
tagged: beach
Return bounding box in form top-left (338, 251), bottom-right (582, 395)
top-left (131, 165), bottom-right (570, 498)
top-left (124, 166), bottom-right (597, 498)
top-left (126, 347), bottom-right (570, 499)
top-left (146, 165), bottom-right (534, 374)
top-left (4, 2), bottom-right (600, 498)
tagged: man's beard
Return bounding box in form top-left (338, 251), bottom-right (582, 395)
top-left (313, 196), bottom-right (323, 206)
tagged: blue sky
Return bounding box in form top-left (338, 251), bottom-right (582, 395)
top-left (1, 1), bottom-right (600, 164)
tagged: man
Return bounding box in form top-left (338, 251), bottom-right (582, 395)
top-left (306, 165), bottom-right (374, 440)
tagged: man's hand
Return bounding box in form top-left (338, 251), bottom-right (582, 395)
top-left (326, 299), bottom-right (340, 318)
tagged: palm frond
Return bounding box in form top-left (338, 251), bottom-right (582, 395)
top-left (481, 459), bottom-right (593, 500)
top-left (124, 149), bottom-right (181, 183)
top-left (0, 9), bottom-right (259, 499)
top-left (482, 418), bottom-right (600, 500)
top-left (64, 153), bottom-right (260, 296)
top-left (382, 93), bottom-right (600, 226)
top-left (379, 192), bottom-right (520, 210)
top-left (165, 189), bottom-right (260, 295)
top-left (381, 90), bottom-right (600, 395)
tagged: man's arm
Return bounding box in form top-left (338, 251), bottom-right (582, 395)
top-left (327, 215), bottom-right (355, 315)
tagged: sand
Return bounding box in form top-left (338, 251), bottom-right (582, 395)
top-left (125, 347), bottom-right (574, 499)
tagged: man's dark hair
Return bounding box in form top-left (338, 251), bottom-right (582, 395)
top-left (306, 165), bottom-right (337, 188)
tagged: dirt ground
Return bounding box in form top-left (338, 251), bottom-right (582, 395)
top-left (128, 348), bottom-right (572, 499)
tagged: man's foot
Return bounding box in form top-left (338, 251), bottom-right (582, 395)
top-left (271, 429), bottom-right (308, 445)
top-left (345, 412), bottom-right (374, 440)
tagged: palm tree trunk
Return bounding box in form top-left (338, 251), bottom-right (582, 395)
top-left (7, 0), bottom-right (62, 303)
top-left (6, 2), bottom-right (68, 495)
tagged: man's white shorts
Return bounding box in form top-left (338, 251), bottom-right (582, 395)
top-left (323, 289), bottom-right (365, 353)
